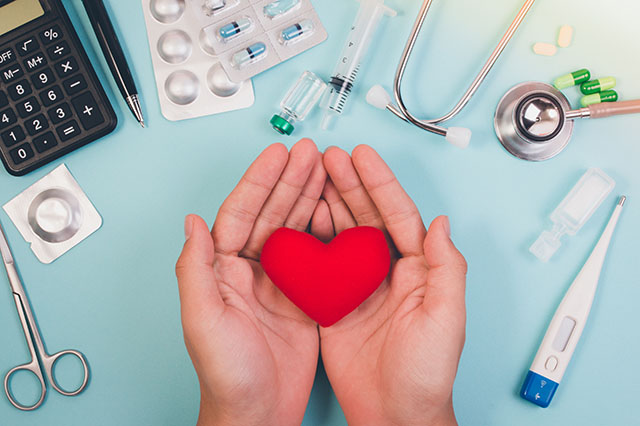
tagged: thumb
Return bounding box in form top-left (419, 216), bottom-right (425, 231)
top-left (422, 216), bottom-right (468, 314)
top-left (175, 215), bottom-right (224, 325)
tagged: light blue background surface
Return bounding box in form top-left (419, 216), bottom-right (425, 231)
top-left (1, 0), bottom-right (639, 424)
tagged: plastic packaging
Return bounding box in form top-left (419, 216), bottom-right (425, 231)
top-left (198, 0), bottom-right (327, 83)
top-left (530, 168), bottom-right (615, 262)
top-left (271, 71), bottom-right (326, 135)
top-left (142, 0), bottom-right (255, 121)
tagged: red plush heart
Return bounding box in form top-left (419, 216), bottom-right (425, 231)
top-left (260, 227), bottom-right (390, 327)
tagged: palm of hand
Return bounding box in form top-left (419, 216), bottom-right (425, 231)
top-left (320, 255), bottom-right (464, 424)
top-left (311, 145), bottom-right (467, 426)
top-left (177, 140), bottom-right (327, 426)
top-left (200, 253), bottom-right (319, 424)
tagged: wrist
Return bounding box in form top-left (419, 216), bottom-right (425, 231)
top-left (428, 402), bottom-right (457, 426)
top-left (348, 400), bottom-right (457, 426)
top-left (197, 391), bottom-right (279, 426)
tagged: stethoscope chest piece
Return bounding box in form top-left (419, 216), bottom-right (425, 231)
top-left (495, 82), bottom-right (574, 161)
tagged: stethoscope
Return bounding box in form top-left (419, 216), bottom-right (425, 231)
top-left (495, 82), bottom-right (640, 161)
top-left (366, 0), bottom-right (538, 148)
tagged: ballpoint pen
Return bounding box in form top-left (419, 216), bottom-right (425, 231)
top-left (81, 0), bottom-right (145, 127)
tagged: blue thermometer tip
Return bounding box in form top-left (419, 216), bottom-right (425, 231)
top-left (520, 371), bottom-right (559, 408)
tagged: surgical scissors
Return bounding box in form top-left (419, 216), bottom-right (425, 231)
top-left (1, 222), bottom-right (89, 411)
top-left (367, 0), bottom-right (537, 148)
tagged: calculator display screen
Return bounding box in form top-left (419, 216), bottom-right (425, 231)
top-left (0, 0), bottom-right (45, 37)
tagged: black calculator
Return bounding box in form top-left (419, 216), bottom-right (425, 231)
top-left (0, 0), bottom-right (116, 176)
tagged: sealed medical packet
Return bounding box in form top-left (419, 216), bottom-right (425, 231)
top-left (195, 0), bottom-right (327, 82)
top-left (3, 164), bottom-right (102, 264)
top-left (142, 0), bottom-right (255, 121)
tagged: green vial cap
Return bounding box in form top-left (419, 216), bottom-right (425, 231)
top-left (580, 89), bottom-right (618, 107)
top-left (553, 68), bottom-right (590, 90)
top-left (580, 77), bottom-right (617, 95)
top-left (270, 115), bottom-right (295, 136)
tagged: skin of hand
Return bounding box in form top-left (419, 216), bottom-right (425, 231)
top-left (175, 139), bottom-right (328, 426)
top-left (310, 145), bottom-right (468, 426)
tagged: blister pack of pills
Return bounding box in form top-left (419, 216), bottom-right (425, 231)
top-left (3, 164), bottom-right (102, 264)
top-left (194, 0), bottom-right (327, 83)
top-left (142, 0), bottom-right (255, 121)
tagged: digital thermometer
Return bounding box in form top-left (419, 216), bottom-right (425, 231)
top-left (521, 196), bottom-right (626, 407)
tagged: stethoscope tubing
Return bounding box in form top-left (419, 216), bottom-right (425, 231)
top-left (389, 0), bottom-right (537, 137)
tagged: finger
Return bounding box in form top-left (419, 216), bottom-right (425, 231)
top-left (176, 215), bottom-right (224, 324)
top-left (323, 147), bottom-right (385, 231)
top-left (321, 178), bottom-right (356, 233)
top-left (284, 150), bottom-right (327, 231)
top-left (311, 199), bottom-right (334, 243)
top-left (213, 143), bottom-right (289, 256)
top-left (351, 145), bottom-right (426, 257)
top-left (241, 139), bottom-right (318, 259)
top-left (422, 216), bottom-right (468, 315)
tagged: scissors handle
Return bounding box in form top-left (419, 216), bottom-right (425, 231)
top-left (4, 361), bottom-right (46, 411)
top-left (42, 349), bottom-right (90, 397)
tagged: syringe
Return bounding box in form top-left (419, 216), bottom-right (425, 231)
top-left (321, 0), bottom-right (396, 130)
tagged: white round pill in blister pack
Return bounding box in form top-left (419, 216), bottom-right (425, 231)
top-left (150, 0), bottom-right (186, 23)
top-left (143, 0), bottom-right (254, 121)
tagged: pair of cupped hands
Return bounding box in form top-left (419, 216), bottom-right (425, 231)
top-left (175, 139), bottom-right (468, 426)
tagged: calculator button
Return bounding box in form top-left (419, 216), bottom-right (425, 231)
top-left (63, 75), bottom-right (87, 96)
top-left (40, 86), bottom-right (62, 107)
top-left (23, 53), bottom-right (47, 72)
top-left (0, 48), bottom-right (16, 66)
top-left (1, 64), bottom-right (24, 84)
top-left (16, 38), bottom-right (40, 57)
top-left (48, 102), bottom-right (72, 124)
top-left (31, 67), bottom-right (56, 89)
top-left (55, 57), bottom-right (78, 78)
top-left (39, 25), bottom-right (64, 45)
top-left (56, 120), bottom-right (80, 142)
top-left (47, 41), bottom-right (70, 60)
top-left (0, 91), bottom-right (7, 107)
top-left (9, 143), bottom-right (34, 164)
top-left (0, 108), bottom-right (17, 130)
top-left (1, 126), bottom-right (25, 147)
top-left (8, 80), bottom-right (33, 101)
top-left (72, 92), bottom-right (104, 130)
top-left (25, 114), bottom-right (49, 136)
top-left (33, 131), bottom-right (58, 153)
top-left (16, 97), bottom-right (41, 118)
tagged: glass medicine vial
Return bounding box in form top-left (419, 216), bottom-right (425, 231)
top-left (270, 71), bottom-right (327, 135)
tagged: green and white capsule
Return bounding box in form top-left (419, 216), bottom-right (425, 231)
top-left (581, 90), bottom-right (618, 107)
top-left (580, 77), bottom-right (617, 95)
top-left (553, 69), bottom-right (591, 90)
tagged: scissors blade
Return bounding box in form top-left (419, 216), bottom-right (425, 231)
top-left (0, 222), bottom-right (15, 266)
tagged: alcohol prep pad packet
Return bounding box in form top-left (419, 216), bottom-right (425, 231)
top-left (3, 164), bottom-right (102, 264)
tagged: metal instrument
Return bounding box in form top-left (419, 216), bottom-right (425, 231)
top-left (367, 0), bottom-right (537, 148)
top-left (1, 222), bottom-right (89, 411)
top-left (495, 82), bottom-right (640, 161)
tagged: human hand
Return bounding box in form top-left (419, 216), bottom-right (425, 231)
top-left (176, 139), bottom-right (327, 426)
top-left (311, 145), bottom-right (468, 426)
